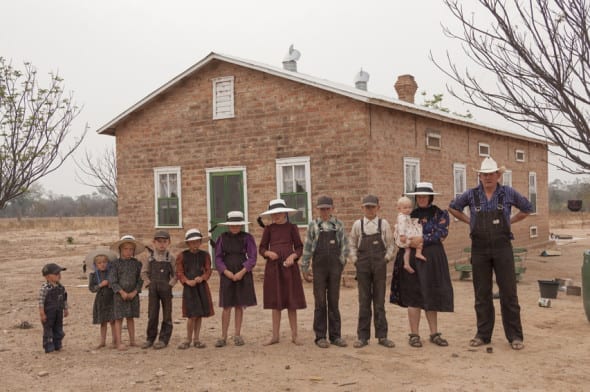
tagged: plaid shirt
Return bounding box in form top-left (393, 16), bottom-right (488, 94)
top-left (38, 281), bottom-right (68, 309)
top-left (301, 216), bottom-right (349, 273)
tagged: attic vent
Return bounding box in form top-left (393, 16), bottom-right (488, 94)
top-left (354, 68), bottom-right (370, 91)
top-left (282, 44), bottom-right (301, 72)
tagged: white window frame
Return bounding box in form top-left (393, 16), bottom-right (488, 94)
top-left (276, 156), bottom-right (312, 227)
top-left (515, 149), bottom-right (526, 162)
top-left (529, 171), bottom-right (537, 214)
top-left (426, 132), bottom-right (441, 150)
top-left (453, 163), bottom-right (467, 198)
top-left (403, 157), bottom-right (421, 194)
top-left (153, 166), bottom-right (182, 228)
top-left (529, 226), bottom-right (538, 238)
top-left (212, 76), bottom-right (235, 120)
top-left (478, 142), bottom-right (490, 157)
top-left (502, 169), bottom-right (513, 187)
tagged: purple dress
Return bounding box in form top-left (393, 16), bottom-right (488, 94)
top-left (259, 222), bottom-right (306, 310)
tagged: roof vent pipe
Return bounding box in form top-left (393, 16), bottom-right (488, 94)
top-left (282, 44), bottom-right (301, 72)
top-left (354, 68), bottom-right (370, 91)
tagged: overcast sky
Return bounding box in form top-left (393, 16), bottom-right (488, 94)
top-left (0, 0), bottom-right (572, 196)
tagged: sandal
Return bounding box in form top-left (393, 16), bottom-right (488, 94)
top-left (429, 332), bottom-right (448, 347)
top-left (469, 337), bottom-right (488, 347)
top-left (194, 341), bottom-right (206, 349)
top-left (511, 340), bottom-right (524, 350)
top-left (233, 336), bottom-right (245, 346)
top-left (408, 334), bottom-right (422, 348)
top-left (177, 341), bottom-right (191, 350)
top-left (214, 338), bottom-right (226, 348)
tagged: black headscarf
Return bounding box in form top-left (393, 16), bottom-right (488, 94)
top-left (411, 203), bottom-right (439, 222)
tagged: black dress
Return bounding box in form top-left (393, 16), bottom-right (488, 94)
top-left (89, 270), bottom-right (115, 324)
top-left (390, 205), bottom-right (454, 312)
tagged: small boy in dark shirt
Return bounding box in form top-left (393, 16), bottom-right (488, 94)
top-left (38, 263), bottom-right (69, 353)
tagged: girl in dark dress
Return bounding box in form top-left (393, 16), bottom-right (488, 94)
top-left (214, 211), bottom-right (257, 347)
top-left (390, 182), bottom-right (454, 348)
top-left (86, 249), bottom-right (117, 349)
top-left (259, 199), bottom-right (306, 345)
top-left (109, 235), bottom-right (145, 351)
top-left (176, 229), bottom-right (214, 349)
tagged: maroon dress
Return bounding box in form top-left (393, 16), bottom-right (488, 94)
top-left (259, 222), bottom-right (306, 310)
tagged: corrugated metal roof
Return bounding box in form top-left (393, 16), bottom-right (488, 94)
top-left (96, 51), bottom-right (548, 145)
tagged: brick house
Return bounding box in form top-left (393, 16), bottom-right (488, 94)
top-left (97, 51), bottom-right (549, 262)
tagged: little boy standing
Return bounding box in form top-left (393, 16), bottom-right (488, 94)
top-left (349, 195), bottom-right (396, 348)
top-left (39, 263), bottom-right (69, 353)
top-left (302, 196), bottom-right (349, 348)
top-left (141, 230), bottom-right (177, 349)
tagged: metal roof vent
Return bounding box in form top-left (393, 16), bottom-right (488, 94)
top-left (282, 44), bottom-right (301, 72)
top-left (354, 68), bottom-right (370, 91)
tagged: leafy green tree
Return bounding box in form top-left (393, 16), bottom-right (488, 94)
top-left (0, 57), bottom-right (86, 209)
top-left (435, 0), bottom-right (590, 174)
top-left (420, 91), bottom-right (473, 118)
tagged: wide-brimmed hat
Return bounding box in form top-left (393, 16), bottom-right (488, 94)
top-left (42, 263), bottom-right (67, 276)
top-left (405, 182), bottom-right (441, 196)
top-left (110, 235), bottom-right (146, 255)
top-left (259, 199), bottom-right (297, 216)
top-left (474, 156), bottom-right (506, 174)
top-left (184, 228), bottom-right (207, 242)
top-left (219, 211), bottom-right (250, 226)
top-left (85, 248), bottom-right (117, 265)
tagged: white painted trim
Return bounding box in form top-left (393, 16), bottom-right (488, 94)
top-left (502, 169), bottom-right (513, 187)
top-left (529, 171), bottom-right (537, 214)
top-left (205, 166), bottom-right (249, 235)
top-left (529, 225), bottom-right (538, 238)
top-left (403, 157), bottom-right (421, 194)
top-left (453, 163), bottom-right (467, 197)
top-left (153, 166), bottom-right (182, 228)
top-left (515, 149), bottom-right (526, 162)
top-left (212, 76), bottom-right (235, 120)
top-left (426, 132), bottom-right (441, 150)
top-left (275, 156), bottom-right (312, 227)
top-left (478, 142), bottom-right (490, 157)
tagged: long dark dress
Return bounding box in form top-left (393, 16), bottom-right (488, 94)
top-left (109, 257), bottom-right (143, 319)
top-left (89, 270), bottom-right (114, 324)
top-left (215, 231), bottom-right (257, 308)
top-left (259, 222), bottom-right (306, 310)
top-left (390, 205), bottom-right (454, 312)
top-left (176, 249), bottom-right (214, 318)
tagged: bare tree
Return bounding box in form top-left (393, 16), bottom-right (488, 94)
top-left (74, 146), bottom-right (118, 206)
top-left (0, 57), bottom-right (86, 209)
top-left (434, 0), bottom-right (590, 174)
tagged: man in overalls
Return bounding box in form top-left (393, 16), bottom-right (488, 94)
top-left (141, 230), bottom-right (177, 349)
top-left (302, 196), bottom-right (349, 348)
top-left (449, 156), bottom-right (532, 350)
top-left (349, 194), bottom-right (396, 348)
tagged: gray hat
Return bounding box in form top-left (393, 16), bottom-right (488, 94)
top-left (42, 263), bottom-right (67, 276)
top-left (154, 230), bottom-right (170, 240)
top-left (316, 196), bottom-right (333, 208)
top-left (362, 194), bottom-right (379, 206)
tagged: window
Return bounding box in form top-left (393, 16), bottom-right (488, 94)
top-left (515, 149), bottom-right (525, 162)
top-left (453, 163), bottom-right (467, 198)
top-left (212, 76), bottom-right (234, 120)
top-left (154, 167), bottom-right (182, 227)
top-left (502, 170), bottom-right (513, 187)
top-left (478, 143), bottom-right (490, 156)
top-left (529, 226), bottom-right (538, 238)
top-left (529, 172), bottom-right (537, 214)
top-left (403, 157), bottom-right (421, 194)
top-left (276, 157), bottom-right (311, 226)
top-left (426, 132), bottom-right (441, 150)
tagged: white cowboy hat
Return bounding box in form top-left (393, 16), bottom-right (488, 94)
top-left (84, 248), bottom-right (117, 265)
top-left (218, 211), bottom-right (250, 226)
top-left (474, 156), bottom-right (506, 174)
top-left (405, 182), bottom-right (441, 196)
top-left (259, 198), bottom-right (297, 216)
top-left (110, 235), bottom-right (146, 255)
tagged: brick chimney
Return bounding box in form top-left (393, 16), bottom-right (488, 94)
top-left (394, 74), bottom-right (418, 103)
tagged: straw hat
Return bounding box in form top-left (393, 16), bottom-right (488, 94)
top-left (259, 198), bottom-right (297, 216)
top-left (85, 248), bottom-right (117, 265)
top-left (218, 211), bottom-right (250, 226)
top-left (110, 235), bottom-right (146, 255)
top-left (474, 156), bottom-right (506, 174)
top-left (405, 182), bottom-right (441, 196)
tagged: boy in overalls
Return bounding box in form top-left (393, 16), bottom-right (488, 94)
top-left (141, 230), bottom-right (177, 349)
top-left (302, 196), bottom-right (349, 348)
top-left (349, 195), bottom-right (396, 348)
top-left (39, 263), bottom-right (69, 353)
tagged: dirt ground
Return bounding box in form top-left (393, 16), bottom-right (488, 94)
top-left (1, 218), bottom-right (590, 391)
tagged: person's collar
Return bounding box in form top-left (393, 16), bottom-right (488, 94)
top-left (363, 216), bottom-right (379, 224)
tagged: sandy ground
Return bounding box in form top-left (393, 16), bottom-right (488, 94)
top-left (1, 219), bottom-right (590, 392)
